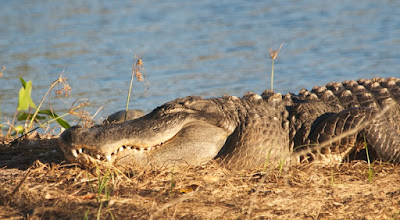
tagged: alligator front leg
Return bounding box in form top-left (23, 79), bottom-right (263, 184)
top-left (292, 107), bottom-right (400, 164)
top-left (217, 112), bottom-right (290, 170)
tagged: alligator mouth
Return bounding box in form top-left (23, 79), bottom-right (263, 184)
top-left (69, 143), bottom-right (163, 163)
top-left (60, 125), bottom-right (178, 165)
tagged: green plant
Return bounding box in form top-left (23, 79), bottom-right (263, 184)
top-left (87, 166), bottom-right (115, 220)
top-left (17, 77), bottom-right (37, 111)
top-left (268, 43), bottom-right (283, 91)
top-left (12, 76), bottom-right (70, 135)
top-left (108, 210), bottom-right (115, 220)
top-left (262, 150), bottom-right (272, 173)
top-left (90, 167), bottom-right (113, 204)
top-left (278, 158), bottom-right (285, 175)
top-left (83, 209), bottom-right (90, 220)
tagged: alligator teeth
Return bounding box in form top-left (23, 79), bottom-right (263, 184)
top-left (70, 144), bottom-right (159, 161)
top-left (71, 149), bottom-right (78, 157)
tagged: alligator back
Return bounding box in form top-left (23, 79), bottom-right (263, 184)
top-left (288, 77), bottom-right (400, 164)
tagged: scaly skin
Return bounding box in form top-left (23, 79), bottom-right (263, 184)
top-left (58, 77), bottom-right (400, 170)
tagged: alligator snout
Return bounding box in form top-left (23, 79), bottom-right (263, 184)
top-left (58, 126), bottom-right (80, 163)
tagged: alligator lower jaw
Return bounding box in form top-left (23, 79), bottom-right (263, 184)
top-left (68, 142), bottom-right (163, 164)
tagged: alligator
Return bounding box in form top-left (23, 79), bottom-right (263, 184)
top-left (58, 77), bottom-right (400, 170)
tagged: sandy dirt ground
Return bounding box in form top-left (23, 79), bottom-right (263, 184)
top-left (1, 136), bottom-right (400, 219)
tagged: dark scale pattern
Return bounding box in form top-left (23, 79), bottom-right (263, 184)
top-left (289, 77), bottom-right (400, 164)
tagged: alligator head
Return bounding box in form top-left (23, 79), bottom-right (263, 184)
top-left (58, 96), bottom-right (239, 169)
top-left (59, 93), bottom-right (289, 170)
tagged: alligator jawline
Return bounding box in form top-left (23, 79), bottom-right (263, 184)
top-left (69, 135), bottom-right (177, 163)
top-left (69, 144), bottom-right (158, 163)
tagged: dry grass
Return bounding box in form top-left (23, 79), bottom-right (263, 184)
top-left (268, 43), bottom-right (283, 91)
top-left (0, 65), bottom-right (5, 78)
top-left (1, 136), bottom-right (400, 219)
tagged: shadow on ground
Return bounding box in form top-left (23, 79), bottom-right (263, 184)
top-left (0, 137), bottom-right (64, 170)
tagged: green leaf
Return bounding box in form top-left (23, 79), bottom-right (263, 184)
top-left (25, 81), bottom-right (37, 109)
top-left (17, 87), bottom-right (29, 111)
top-left (38, 110), bottom-right (71, 129)
top-left (17, 112), bottom-right (45, 121)
top-left (17, 79), bottom-right (36, 111)
top-left (14, 125), bottom-right (24, 133)
top-left (19, 76), bottom-right (26, 88)
top-left (16, 110), bottom-right (70, 129)
top-left (17, 112), bottom-right (27, 121)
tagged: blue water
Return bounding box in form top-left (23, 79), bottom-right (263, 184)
top-left (1, 0), bottom-right (399, 123)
